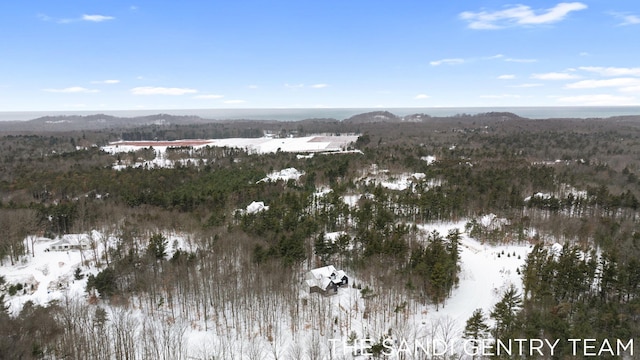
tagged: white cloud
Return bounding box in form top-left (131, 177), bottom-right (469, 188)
top-left (311, 84), bottom-right (329, 88)
top-left (430, 55), bottom-right (526, 67)
top-left (620, 86), bottom-right (640, 93)
top-left (130, 86), bottom-right (198, 95)
top-left (556, 94), bottom-right (637, 105)
top-left (610, 12), bottom-right (640, 26)
top-left (479, 94), bottom-right (522, 99)
top-left (504, 58), bottom-right (538, 63)
top-left (430, 58), bottom-right (464, 66)
top-left (64, 103), bottom-right (88, 108)
top-left (37, 14), bottom-right (52, 21)
top-left (579, 66), bottom-right (640, 77)
top-left (43, 86), bottom-right (99, 93)
top-left (531, 72), bottom-right (581, 80)
top-left (565, 78), bottom-right (640, 89)
top-left (460, 2), bottom-right (587, 29)
top-left (91, 79), bottom-right (120, 84)
top-left (510, 83), bottom-right (543, 88)
top-left (194, 94), bottom-right (224, 99)
top-left (224, 100), bottom-right (246, 104)
top-left (82, 14), bottom-right (115, 22)
top-left (414, 94), bottom-right (430, 99)
top-left (498, 74), bottom-right (515, 80)
top-left (39, 13), bottom-right (114, 23)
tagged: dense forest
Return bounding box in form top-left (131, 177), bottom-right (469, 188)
top-left (0, 112), bottom-right (639, 359)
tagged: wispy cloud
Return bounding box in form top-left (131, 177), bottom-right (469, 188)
top-left (82, 14), bottom-right (114, 22)
top-left (430, 58), bottom-right (464, 66)
top-left (460, 2), bottom-right (587, 30)
top-left (43, 86), bottom-right (99, 93)
top-left (282, 82), bottom-right (332, 90)
top-left (498, 74), bottom-right (516, 80)
top-left (579, 66), bottom-right (640, 77)
top-left (38, 13), bottom-right (114, 24)
top-left (557, 94), bottom-right (637, 105)
top-left (565, 78), bottom-right (640, 89)
top-left (194, 94), bottom-right (224, 99)
top-left (531, 72), bottom-right (581, 80)
top-left (504, 58), bottom-right (538, 63)
top-left (510, 83), bottom-right (543, 88)
top-left (479, 94), bottom-right (522, 99)
top-left (37, 14), bottom-right (53, 22)
top-left (130, 87), bottom-right (197, 95)
top-left (91, 79), bottom-right (120, 84)
top-left (414, 94), bottom-right (431, 99)
top-left (609, 12), bottom-right (640, 26)
top-left (431, 55), bottom-right (532, 67)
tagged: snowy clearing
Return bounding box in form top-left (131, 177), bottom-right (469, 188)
top-left (103, 135), bottom-right (359, 156)
top-left (101, 135), bottom-right (359, 169)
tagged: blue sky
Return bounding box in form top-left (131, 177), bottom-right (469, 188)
top-left (1, 1), bottom-right (639, 111)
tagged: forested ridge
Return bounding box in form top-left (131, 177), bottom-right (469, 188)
top-left (0, 112), bottom-right (639, 358)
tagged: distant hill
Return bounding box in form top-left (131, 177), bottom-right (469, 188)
top-left (2, 109), bottom-right (636, 133)
top-left (0, 114), bottom-right (210, 132)
top-left (343, 111), bottom-right (401, 124)
top-left (470, 112), bottom-right (524, 121)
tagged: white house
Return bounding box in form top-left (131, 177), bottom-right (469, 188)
top-left (48, 234), bottom-right (90, 251)
top-left (246, 201), bottom-right (269, 214)
top-left (305, 265), bottom-right (348, 295)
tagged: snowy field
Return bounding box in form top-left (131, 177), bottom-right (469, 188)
top-left (102, 135), bottom-right (359, 156)
top-left (101, 135), bottom-right (360, 169)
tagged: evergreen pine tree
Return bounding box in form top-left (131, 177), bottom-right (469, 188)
top-left (148, 233), bottom-right (168, 260)
top-left (490, 285), bottom-right (522, 340)
top-left (463, 308), bottom-right (490, 359)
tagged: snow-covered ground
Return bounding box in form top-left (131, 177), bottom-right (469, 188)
top-left (360, 171), bottom-right (437, 192)
top-left (417, 222), bottom-right (531, 322)
top-left (259, 167), bottom-right (305, 183)
top-left (524, 183), bottom-right (587, 202)
top-left (1, 221), bottom-right (540, 359)
top-left (104, 135), bottom-right (357, 158)
top-left (0, 231), bottom-right (191, 316)
top-left (102, 136), bottom-right (359, 169)
top-left (421, 155), bottom-right (436, 165)
top-left (0, 235), bottom-right (95, 314)
top-left (354, 164), bottom-right (445, 192)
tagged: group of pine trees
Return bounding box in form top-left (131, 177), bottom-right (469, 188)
top-left (462, 243), bottom-right (640, 358)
